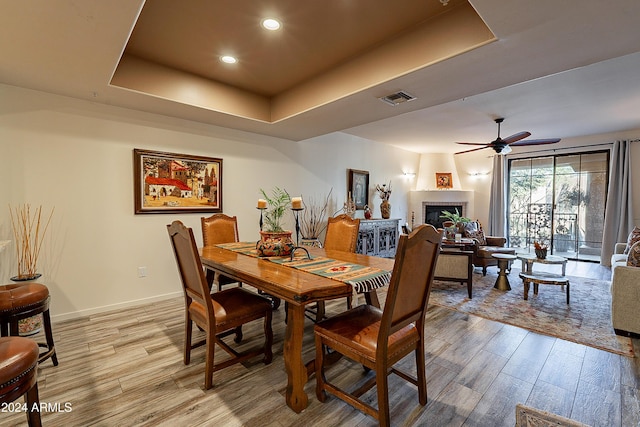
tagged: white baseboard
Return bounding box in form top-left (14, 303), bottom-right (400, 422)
top-left (51, 291), bottom-right (182, 322)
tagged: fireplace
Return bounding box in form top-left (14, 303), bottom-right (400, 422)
top-left (408, 190), bottom-right (473, 229)
top-left (425, 204), bottom-right (464, 229)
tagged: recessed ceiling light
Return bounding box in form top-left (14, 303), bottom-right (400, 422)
top-left (220, 55), bottom-right (237, 64)
top-left (262, 18), bottom-right (281, 31)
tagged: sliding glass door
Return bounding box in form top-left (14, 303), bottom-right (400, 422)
top-left (507, 151), bottom-right (609, 261)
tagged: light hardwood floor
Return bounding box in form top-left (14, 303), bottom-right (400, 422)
top-left (2, 262), bottom-right (638, 427)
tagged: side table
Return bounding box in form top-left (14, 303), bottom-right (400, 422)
top-left (492, 253), bottom-right (517, 291)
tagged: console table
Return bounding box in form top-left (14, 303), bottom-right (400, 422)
top-left (356, 219), bottom-right (399, 258)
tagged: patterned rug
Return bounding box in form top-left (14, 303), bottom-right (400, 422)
top-left (428, 271), bottom-right (634, 357)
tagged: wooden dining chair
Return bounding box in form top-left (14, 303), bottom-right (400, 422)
top-left (324, 214), bottom-right (361, 253)
top-left (201, 213), bottom-right (242, 292)
top-left (314, 224), bottom-right (441, 427)
top-left (319, 214), bottom-right (361, 318)
top-left (300, 214), bottom-right (361, 323)
top-left (167, 220), bottom-right (273, 390)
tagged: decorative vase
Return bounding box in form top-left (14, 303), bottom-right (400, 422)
top-left (300, 238), bottom-right (322, 248)
top-left (10, 273), bottom-right (43, 336)
top-left (380, 200), bottom-right (391, 219)
top-left (535, 248), bottom-right (548, 259)
top-left (257, 230), bottom-right (295, 257)
top-left (364, 205), bottom-right (372, 220)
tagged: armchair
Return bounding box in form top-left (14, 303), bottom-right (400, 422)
top-left (433, 250), bottom-right (473, 298)
top-left (462, 221), bottom-right (515, 276)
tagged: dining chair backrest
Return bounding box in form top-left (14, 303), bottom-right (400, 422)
top-left (379, 224), bottom-right (441, 343)
top-left (167, 220), bottom-right (213, 317)
top-left (324, 214), bottom-right (360, 252)
top-left (201, 213), bottom-right (239, 246)
top-left (167, 220), bottom-right (274, 390)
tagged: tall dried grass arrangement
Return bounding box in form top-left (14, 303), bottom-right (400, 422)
top-left (300, 189), bottom-right (332, 239)
top-left (9, 204), bottom-right (54, 279)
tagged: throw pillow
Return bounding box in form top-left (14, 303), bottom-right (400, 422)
top-left (627, 241), bottom-right (640, 267)
top-left (624, 226), bottom-right (640, 254)
top-left (463, 221), bottom-right (487, 245)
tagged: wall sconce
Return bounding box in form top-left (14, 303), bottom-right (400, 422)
top-left (403, 172), bottom-right (416, 178)
top-left (468, 171), bottom-right (490, 177)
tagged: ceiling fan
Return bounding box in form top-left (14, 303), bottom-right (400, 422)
top-left (454, 118), bottom-right (561, 155)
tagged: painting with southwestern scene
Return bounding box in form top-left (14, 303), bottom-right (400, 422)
top-left (134, 149), bottom-right (222, 214)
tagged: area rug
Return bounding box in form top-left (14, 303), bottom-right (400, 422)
top-left (515, 404), bottom-right (590, 427)
top-left (428, 272), bottom-right (634, 357)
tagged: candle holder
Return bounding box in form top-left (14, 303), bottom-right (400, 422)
top-left (257, 206), bottom-right (266, 230)
top-left (290, 207), bottom-right (310, 260)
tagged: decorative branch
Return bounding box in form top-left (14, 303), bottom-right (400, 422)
top-left (375, 181), bottom-right (392, 201)
top-left (299, 189), bottom-right (333, 239)
top-left (9, 204), bottom-right (54, 279)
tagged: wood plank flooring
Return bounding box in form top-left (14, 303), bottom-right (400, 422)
top-left (1, 262), bottom-right (638, 427)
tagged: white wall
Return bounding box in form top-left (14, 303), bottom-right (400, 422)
top-left (0, 84), bottom-right (419, 320)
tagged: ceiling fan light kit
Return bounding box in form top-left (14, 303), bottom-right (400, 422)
top-left (454, 118), bottom-right (561, 155)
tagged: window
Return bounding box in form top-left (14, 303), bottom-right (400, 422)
top-left (507, 151), bottom-right (609, 261)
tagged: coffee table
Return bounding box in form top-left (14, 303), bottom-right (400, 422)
top-left (519, 271), bottom-right (571, 304)
top-left (517, 253), bottom-right (568, 276)
top-left (492, 253), bottom-right (517, 291)
top-left (441, 238), bottom-right (476, 252)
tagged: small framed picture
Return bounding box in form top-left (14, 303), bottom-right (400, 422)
top-left (133, 149), bottom-right (222, 214)
top-left (436, 172), bottom-right (453, 189)
top-left (348, 169), bottom-right (369, 210)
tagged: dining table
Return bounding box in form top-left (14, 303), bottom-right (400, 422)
top-left (200, 244), bottom-right (395, 413)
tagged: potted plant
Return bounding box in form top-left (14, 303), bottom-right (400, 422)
top-left (534, 240), bottom-right (548, 259)
top-left (257, 187), bottom-right (295, 256)
top-left (439, 208), bottom-right (471, 239)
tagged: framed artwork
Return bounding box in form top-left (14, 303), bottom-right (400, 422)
top-left (133, 149), bottom-right (222, 214)
top-left (348, 169), bottom-right (369, 210)
top-left (436, 172), bottom-right (453, 189)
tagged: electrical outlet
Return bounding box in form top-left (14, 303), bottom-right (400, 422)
top-left (138, 266), bottom-right (147, 278)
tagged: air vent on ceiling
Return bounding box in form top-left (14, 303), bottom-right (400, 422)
top-left (378, 91), bottom-right (416, 106)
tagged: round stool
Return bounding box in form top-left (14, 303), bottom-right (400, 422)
top-left (0, 283), bottom-right (58, 366)
top-left (0, 336), bottom-right (41, 426)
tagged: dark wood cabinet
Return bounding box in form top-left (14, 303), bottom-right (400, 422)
top-left (356, 219), bottom-right (399, 258)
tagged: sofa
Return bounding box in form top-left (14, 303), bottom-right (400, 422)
top-left (610, 242), bottom-right (640, 337)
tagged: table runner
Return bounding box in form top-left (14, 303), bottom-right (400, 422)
top-left (216, 242), bottom-right (391, 293)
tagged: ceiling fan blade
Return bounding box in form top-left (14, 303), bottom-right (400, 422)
top-left (502, 131), bottom-right (531, 144)
top-left (454, 145), bottom-right (490, 155)
top-left (510, 138), bottom-right (561, 146)
top-left (455, 142), bottom-right (489, 146)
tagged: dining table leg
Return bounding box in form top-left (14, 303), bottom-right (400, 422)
top-left (284, 302), bottom-right (308, 413)
top-left (364, 289), bottom-right (380, 308)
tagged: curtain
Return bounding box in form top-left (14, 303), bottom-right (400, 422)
top-left (488, 154), bottom-right (506, 237)
top-left (601, 140), bottom-right (635, 266)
